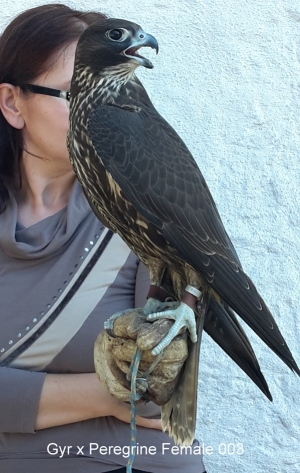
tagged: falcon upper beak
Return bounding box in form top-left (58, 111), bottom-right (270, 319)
top-left (124, 30), bottom-right (159, 69)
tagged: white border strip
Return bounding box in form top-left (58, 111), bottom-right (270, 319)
top-left (0, 229), bottom-right (111, 365)
top-left (10, 233), bottom-right (131, 370)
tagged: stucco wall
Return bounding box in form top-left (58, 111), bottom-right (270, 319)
top-left (1, 1), bottom-right (300, 472)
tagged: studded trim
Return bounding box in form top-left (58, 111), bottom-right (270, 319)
top-left (0, 229), bottom-right (113, 367)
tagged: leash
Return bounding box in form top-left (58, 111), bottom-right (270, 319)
top-left (126, 346), bottom-right (163, 473)
top-left (127, 347), bottom-right (142, 473)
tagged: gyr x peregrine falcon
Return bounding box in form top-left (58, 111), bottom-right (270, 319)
top-left (68, 19), bottom-right (299, 446)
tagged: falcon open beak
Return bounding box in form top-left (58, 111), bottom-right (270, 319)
top-left (123, 30), bottom-right (159, 69)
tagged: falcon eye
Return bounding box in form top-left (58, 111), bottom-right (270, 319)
top-left (108, 29), bottom-right (124, 41)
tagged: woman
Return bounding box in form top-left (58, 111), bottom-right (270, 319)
top-left (0, 4), bottom-right (206, 473)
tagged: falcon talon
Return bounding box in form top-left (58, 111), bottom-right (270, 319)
top-left (151, 343), bottom-right (165, 356)
top-left (104, 308), bottom-right (134, 333)
top-left (141, 351), bottom-right (164, 377)
top-left (151, 325), bottom-right (188, 355)
top-left (142, 297), bottom-right (178, 316)
top-left (135, 377), bottom-right (148, 397)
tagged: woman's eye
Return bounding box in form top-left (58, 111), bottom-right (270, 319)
top-left (108, 29), bottom-right (124, 41)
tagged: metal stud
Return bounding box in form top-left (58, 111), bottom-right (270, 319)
top-left (17, 333), bottom-right (22, 338)
top-left (8, 340), bottom-right (13, 345)
top-left (40, 311), bottom-right (45, 316)
top-left (79, 255), bottom-right (84, 259)
top-left (58, 289), bottom-right (63, 293)
top-left (84, 247), bottom-right (89, 252)
top-left (46, 304), bottom-right (51, 308)
top-left (25, 326), bottom-right (30, 331)
top-left (33, 318), bottom-right (37, 323)
top-left (90, 241), bottom-right (94, 245)
top-left (0, 348), bottom-right (5, 353)
top-left (95, 234), bottom-right (100, 239)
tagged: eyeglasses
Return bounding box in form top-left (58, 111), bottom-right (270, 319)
top-left (21, 84), bottom-right (70, 101)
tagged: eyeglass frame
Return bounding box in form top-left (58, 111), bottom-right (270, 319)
top-left (20, 84), bottom-right (70, 102)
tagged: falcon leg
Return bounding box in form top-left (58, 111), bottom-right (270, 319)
top-left (143, 297), bottom-right (180, 316)
top-left (145, 285), bottom-right (201, 356)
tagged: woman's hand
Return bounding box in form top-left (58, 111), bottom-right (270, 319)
top-left (35, 372), bottom-right (162, 431)
top-left (112, 401), bottom-right (163, 430)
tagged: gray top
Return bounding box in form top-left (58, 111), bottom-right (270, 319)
top-left (0, 181), bottom-right (205, 472)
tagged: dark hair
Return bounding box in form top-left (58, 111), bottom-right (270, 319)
top-left (0, 3), bottom-right (107, 213)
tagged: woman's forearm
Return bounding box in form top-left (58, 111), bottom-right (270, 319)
top-left (35, 373), bottom-right (111, 429)
top-left (35, 372), bottom-right (162, 431)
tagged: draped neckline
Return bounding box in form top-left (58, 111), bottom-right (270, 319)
top-left (0, 180), bottom-right (92, 259)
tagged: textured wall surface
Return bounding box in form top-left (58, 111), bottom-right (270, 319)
top-left (1, 1), bottom-right (300, 472)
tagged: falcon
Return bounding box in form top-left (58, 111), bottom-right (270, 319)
top-left (68, 19), bottom-right (299, 445)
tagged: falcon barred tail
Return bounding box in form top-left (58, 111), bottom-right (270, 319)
top-left (68, 18), bottom-right (300, 446)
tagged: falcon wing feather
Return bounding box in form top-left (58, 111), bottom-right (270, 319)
top-left (87, 97), bottom-right (300, 376)
top-left (88, 102), bottom-right (237, 262)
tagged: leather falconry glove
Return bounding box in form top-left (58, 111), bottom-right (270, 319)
top-left (94, 308), bottom-right (188, 406)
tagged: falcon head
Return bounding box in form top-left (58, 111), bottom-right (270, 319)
top-left (75, 19), bottom-right (159, 75)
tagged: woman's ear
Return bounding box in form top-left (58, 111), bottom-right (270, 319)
top-left (0, 84), bottom-right (25, 129)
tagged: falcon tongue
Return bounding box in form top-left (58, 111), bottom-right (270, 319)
top-left (124, 46), bottom-right (154, 69)
top-left (126, 47), bottom-right (141, 57)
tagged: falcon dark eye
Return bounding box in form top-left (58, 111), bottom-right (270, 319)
top-left (108, 29), bottom-right (124, 41)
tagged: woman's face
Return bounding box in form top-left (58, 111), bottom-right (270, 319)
top-left (18, 41), bottom-right (77, 170)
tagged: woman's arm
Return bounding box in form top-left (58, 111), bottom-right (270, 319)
top-left (0, 367), bottom-right (161, 433)
top-left (35, 372), bottom-right (162, 431)
top-left (0, 366), bottom-right (47, 433)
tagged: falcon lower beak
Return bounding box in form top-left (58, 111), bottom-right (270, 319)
top-left (124, 31), bottom-right (159, 69)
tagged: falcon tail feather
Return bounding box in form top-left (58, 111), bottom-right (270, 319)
top-left (204, 299), bottom-right (272, 401)
top-left (161, 296), bottom-right (207, 446)
top-left (164, 228), bottom-right (300, 377)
